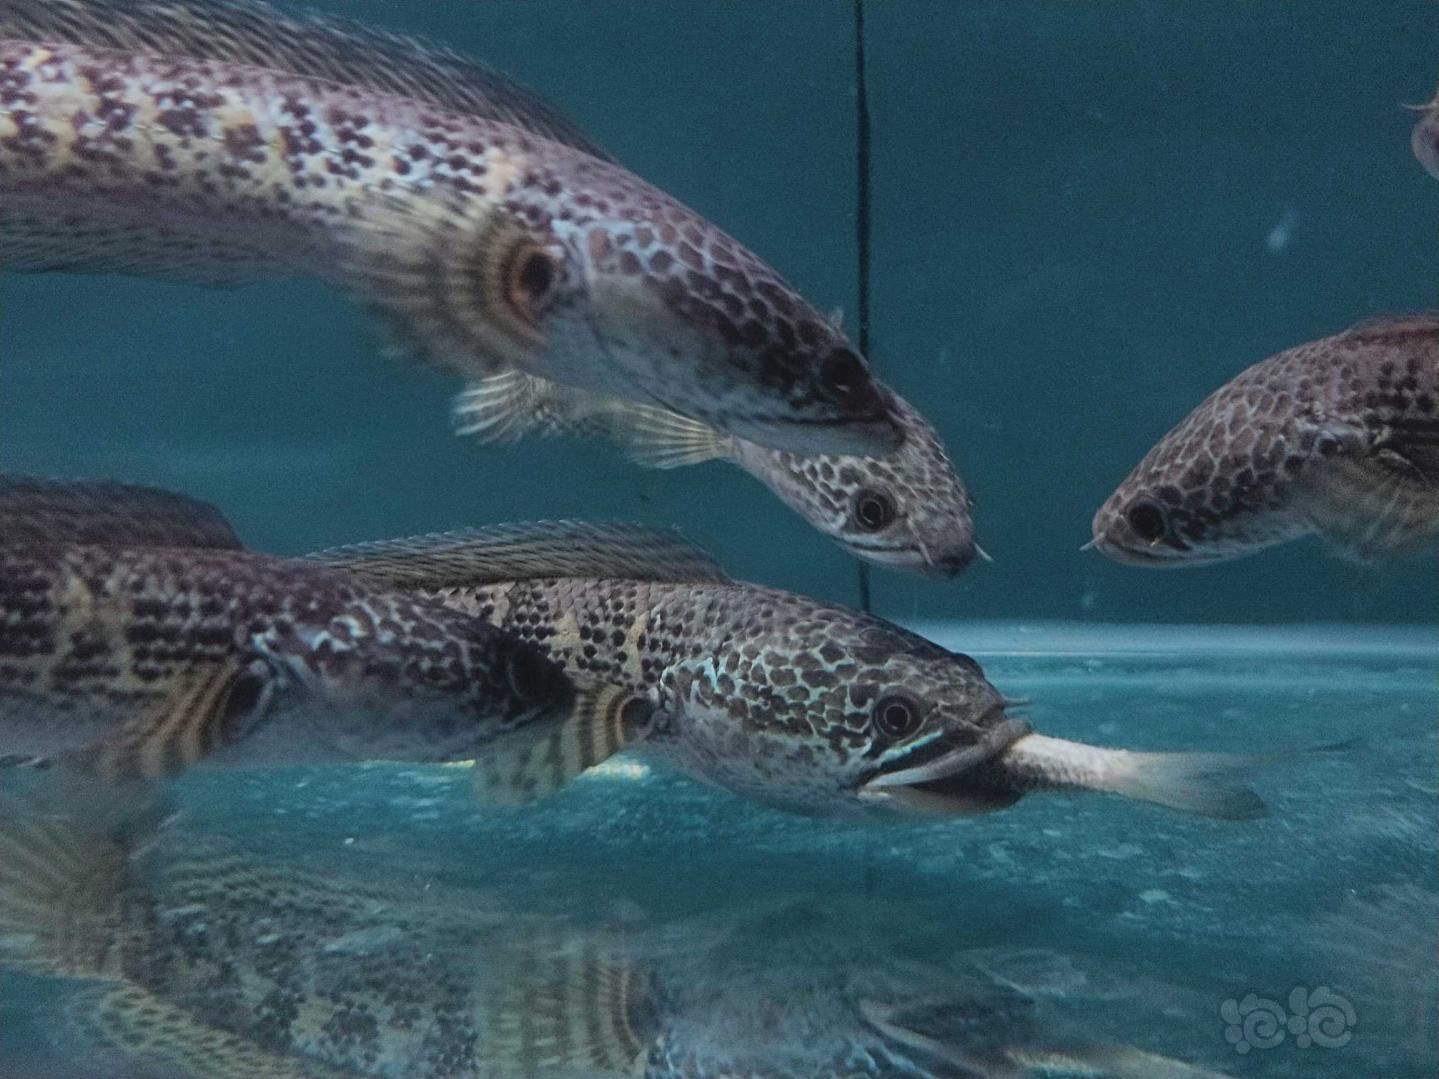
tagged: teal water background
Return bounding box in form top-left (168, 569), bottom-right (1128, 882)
top-left (1, 1), bottom-right (1435, 621)
top-left (0, 4), bottom-right (1436, 1075)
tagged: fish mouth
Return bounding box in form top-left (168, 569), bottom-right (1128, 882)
top-left (1085, 528), bottom-right (1211, 569)
top-left (859, 714), bottom-right (1033, 816)
top-left (845, 539), bottom-right (978, 578)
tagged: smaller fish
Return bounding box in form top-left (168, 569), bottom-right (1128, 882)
top-left (454, 370), bottom-right (981, 576)
top-left (1410, 85), bottom-right (1439, 180)
top-left (1091, 315), bottom-right (1439, 566)
top-left (0, 477), bottom-right (578, 784)
top-left (311, 523), bottom-right (1269, 822)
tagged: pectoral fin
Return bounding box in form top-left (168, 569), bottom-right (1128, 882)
top-left (613, 406), bottom-right (737, 469)
top-left (1303, 424), bottom-right (1439, 561)
top-left (472, 684), bottom-right (654, 805)
top-left (65, 662), bottom-right (273, 782)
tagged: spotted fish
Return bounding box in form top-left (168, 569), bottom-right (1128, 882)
top-left (0, 807), bottom-right (1238, 1078)
top-left (454, 369), bottom-right (981, 576)
top-left (310, 523), bottom-right (1268, 821)
top-left (0, 476), bottom-right (576, 783)
top-left (1091, 315), bottom-right (1439, 566)
top-left (0, 0), bottom-right (899, 455)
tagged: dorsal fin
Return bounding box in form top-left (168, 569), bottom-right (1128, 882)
top-left (307, 521), bottom-right (730, 588)
top-left (0, 475), bottom-right (244, 549)
top-left (0, 0), bottom-right (614, 162)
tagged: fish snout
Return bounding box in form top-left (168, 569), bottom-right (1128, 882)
top-left (925, 541), bottom-right (979, 578)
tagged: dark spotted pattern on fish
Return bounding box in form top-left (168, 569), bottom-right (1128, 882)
top-left (0, 542), bottom-right (569, 772)
top-left (0, 0), bottom-right (899, 454)
top-left (430, 576), bottom-right (1008, 815)
top-left (1092, 316), bottom-right (1439, 565)
top-left (9, 830), bottom-right (1224, 1079)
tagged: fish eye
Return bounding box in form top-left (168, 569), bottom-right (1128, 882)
top-left (818, 347), bottom-right (868, 402)
top-left (506, 244), bottom-right (559, 321)
top-left (872, 692), bottom-right (922, 739)
top-left (851, 487), bottom-right (897, 532)
top-left (1125, 497), bottom-right (1170, 543)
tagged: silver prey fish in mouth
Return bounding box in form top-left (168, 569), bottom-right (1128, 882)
top-left (0, 0), bottom-right (900, 455)
top-left (0, 476), bottom-right (580, 784)
top-left (1091, 314), bottom-right (1439, 567)
top-left (310, 522), bottom-right (1268, 821)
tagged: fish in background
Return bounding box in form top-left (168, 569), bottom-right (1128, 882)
top-left (0, 0), bottom-right (901, 456)
top-left (1090, 315), bottom-right (1439, 566)
top-left (0, 805), bottom-right (1239, 1078)
top-left (1411, 84), bottom-right (1439, 180)
top-left (311, 522), bottom-right (1272, 822)
top-left (0, 476), bottom-right (579, 784)
top-left (455, 368), bottom-right (982, 577)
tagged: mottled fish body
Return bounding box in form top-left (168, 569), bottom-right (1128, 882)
top-left (311, 522), bottom-right (1267, 821)
top-left (455, 371), bottom-right (981, 576)
top-left (0, 0), bottom-right (899, 454)
top-left (1091, 315), bottom-right (1439, 566)
top-left (0, 810), bottom-right (1239, 1079)
top-left (0, 479), bottom-right (573, 781)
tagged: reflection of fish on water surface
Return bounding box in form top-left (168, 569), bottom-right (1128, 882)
top-left (0, 803), bottom-right (1238, 1078)
top-left (0, 476), bottom-right (577, 784)
top-left (0, 0), bottom-right (900, 455)
top-left (1091, 315), bottom-right (1439, 567)
top-left (456, 370), bottom-right (982, 577)
top-left (311, 521), bottom-right (1278, 823)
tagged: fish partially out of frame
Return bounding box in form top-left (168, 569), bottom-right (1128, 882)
top-left (1411, 83), bottom-right (1439, 180)
top-left (0, 476), bottom-right (579, 784)
top-left (0, 0), bottom-right (900, 456)
top-left (1090, 315), bottom-right (1439, 567)
top-left (0, 806), bottom-right (1239, 1078)
top-left (310, 522), bottom-right (1273, 822)
top-left (455, 369), bottom-right (982, 577)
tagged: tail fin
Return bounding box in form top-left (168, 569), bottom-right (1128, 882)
top-left (1095, 749), bottom-right (1267, 820)
top-left (997, 734), bottom-right (1267, 820)
top-left (0, 795), bottom-right (133, 976)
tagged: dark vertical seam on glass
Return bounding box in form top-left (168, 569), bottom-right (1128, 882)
top-left (853, 0), bottom-right (873, 614)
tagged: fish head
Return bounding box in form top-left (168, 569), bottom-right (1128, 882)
top-left (665, 605), bottom-right (1027, 817)
top-left (498, 146), bottom-right (901, 456)
top-left (1089, 373), bottom-right (1319, 566)
top-left (745, 390), bottom-right (979, 577)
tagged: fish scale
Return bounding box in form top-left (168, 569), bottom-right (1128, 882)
top-left (0, 0), bottom-right (900, 454)
top-left (311, 520), bottom-right (1270, 822)
top-left (0, 540), bottom-right (575, 778)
